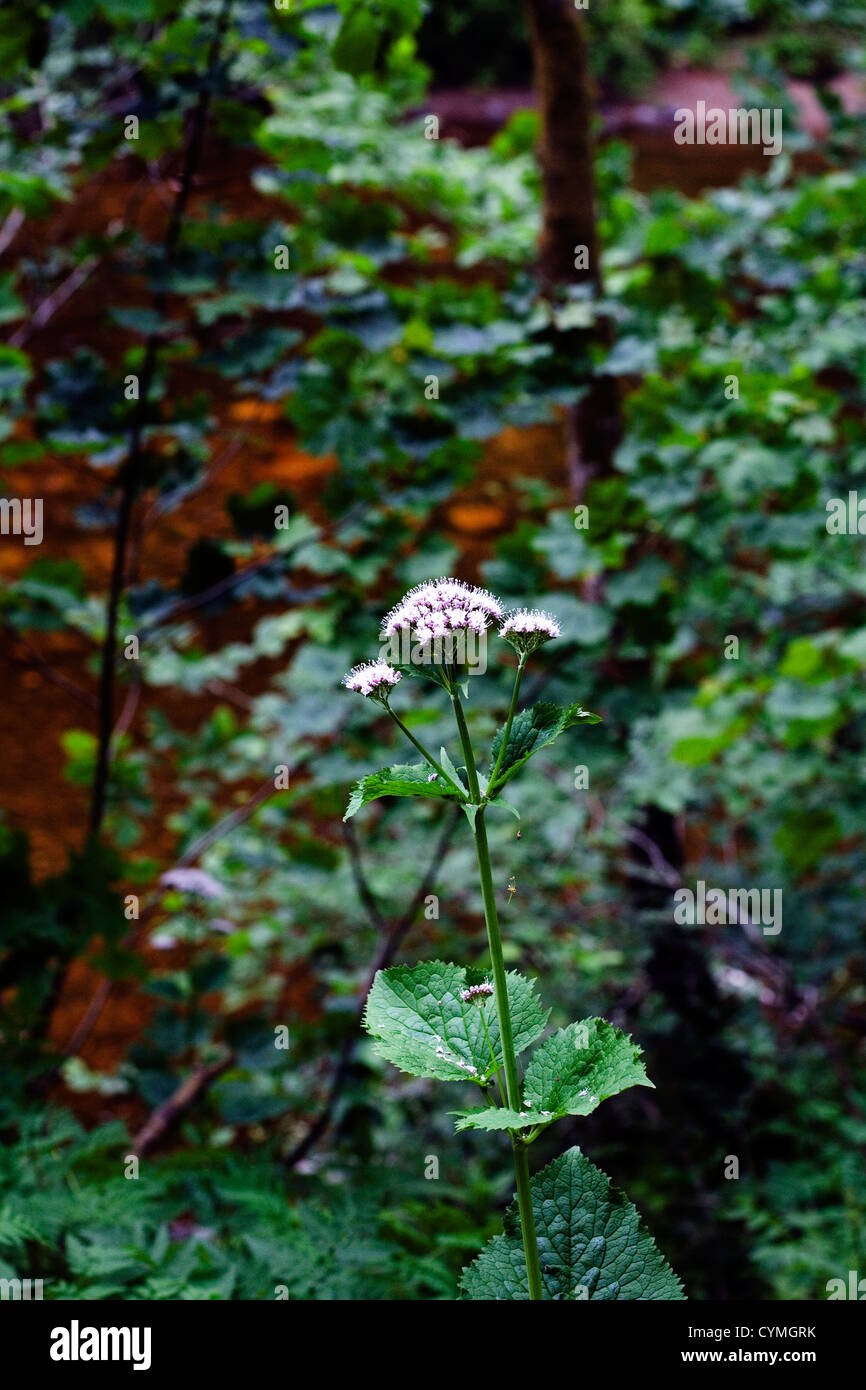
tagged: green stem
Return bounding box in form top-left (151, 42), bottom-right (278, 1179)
top-left (512, 1135), bottom-right (544, 1301)
top-left (487, 656), bottom-right (526, 794)
top-left (450, 689), bottom-right (481, 802)
top-left (451, 687), bottom-right (544, 1300)
top-left (479, 1008), bottom-right (507, 1107)
top-left (471, 810), bottom-right (520, 1107)
top-left (385, 708), bottom-right (464, 797)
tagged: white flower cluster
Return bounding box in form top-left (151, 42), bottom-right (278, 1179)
top-left (341, 660), bottom-right (402, 702)
top-left (381, 578), bottom-right (504, 643)
top-left (342, 578), bottom-right (562, 696)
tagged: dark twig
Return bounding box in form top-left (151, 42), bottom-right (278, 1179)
top-left (60, 770), bottom-right (293, 1063)
top-left (0, 207), bottom-right (25, 257)
top-left (178, 775), bottom-right (281, 866)
top-left (341, 821), bottom-right (386, 932)
top-left (9, 256), bottom-right (99, 350)
top-left (132, 1053), bottom-right (233, 1157)
top-left (3, 625), bottom-right (99, 711)
top-left (88, 0), bottom-right (234, 838)
top-left (284, 805), bottom-right (461, 1168)
top-left (133, 500), bottom-right (366, 636)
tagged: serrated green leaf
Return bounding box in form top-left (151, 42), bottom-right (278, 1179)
top-left (453, 1019), bottom-right (652, 1132)
top-left (523, 1018), bottom-right (653, 1116)
top-left (461, 1147), bottom-right (685, 1300)
top-left (363, 961), bottom-right (549, 1084)
top-left (488, 701), bottom-right (602, 791)
top-left (452, 1105), bottom-right (549, 1132)
top-left (343, 762), bottom-right (463, 820)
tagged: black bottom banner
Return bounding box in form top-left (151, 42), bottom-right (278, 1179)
top-left (3, 1296), bottom-right (859, 1377)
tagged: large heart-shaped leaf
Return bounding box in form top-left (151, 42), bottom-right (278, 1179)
top-left (461, 1147), bottom-right (685, 1300)
top-left (363, 960), bottom-right (548, 1084)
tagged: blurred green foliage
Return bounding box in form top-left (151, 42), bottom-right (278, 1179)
top-left (0, 0), bottom-right (864, 1300)
top-left (418, 0), bottom-right (866, 93)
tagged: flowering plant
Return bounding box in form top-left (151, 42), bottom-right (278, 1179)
top-left (343, 580), bottom-right (683, 1301)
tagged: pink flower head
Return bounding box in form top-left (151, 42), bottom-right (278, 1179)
top-left (499, 609), bottom-right (561, 655)
top-left (460, 981), bottom-right (495, 1007)
top-left (380, 578), bottom-right (504, 642)
top-left (342, 660), bottom-right (402, 702)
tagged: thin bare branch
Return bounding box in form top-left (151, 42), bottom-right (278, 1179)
top-left (9, 256), bottom-right (99, 350)
top-left (132, 1053), bottom-right (233, 1156)
top-left (0, 207), bottom-right (25, 257)
top-left (284, 805), bottom-right (461, 1168)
